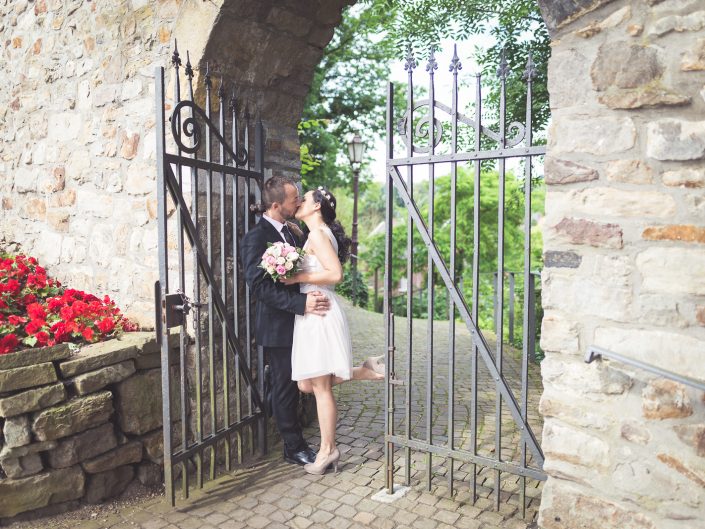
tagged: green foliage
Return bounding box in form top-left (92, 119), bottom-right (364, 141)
top-left (336, 267), bottom-right (370, 308)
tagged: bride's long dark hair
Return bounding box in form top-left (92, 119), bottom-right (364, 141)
top-left (312, 187), bottom-right (351, 264)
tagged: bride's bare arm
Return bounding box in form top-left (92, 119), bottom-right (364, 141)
top-left (280, 229), bottom-right (342, 286)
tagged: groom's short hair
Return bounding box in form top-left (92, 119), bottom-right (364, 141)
top-left (263, 175), bottom-right (296, 209)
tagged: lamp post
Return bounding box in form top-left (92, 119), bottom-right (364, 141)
top-left (346, 134), bottom-right (365, 306)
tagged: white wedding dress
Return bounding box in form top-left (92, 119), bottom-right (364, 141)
top-left (291, 226), bottom-right (353, 381)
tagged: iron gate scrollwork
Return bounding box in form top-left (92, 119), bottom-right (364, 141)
top-left (384, 46), bottom-right (546, 517)
top-left (155, 43), bottom-right (267, 505)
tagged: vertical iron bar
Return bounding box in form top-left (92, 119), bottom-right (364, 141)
top-left (425, 48), bottom-right (437, 492)
top-left (204, 63), bottom-right (217, 481)
top-left (230, 90), bottom-right (243, 465)
top-left (244, 113), bottom-right (255, 455)
top-left (520, 52), bottom-right (535, 517)
top-left (255, 116), bottom-right (267, 456)
top-left (509, 273), bottom-right (515, 345)
top-left (470, 70), bottom-right (482, 504)
top-left (494, 52), bottom-right (508, 511)
top-left (218, 81), bottom-right (231, 472)
top-left (404, 47), bottom-right (416, 488)
top-left (155, 65), bottom-right (174, 507)
top-left (384, 81), bottom-right (395, 495)
top-left (447, 44), bottom-right (461, 496)
top-left (184, 54), bottom-right (204, 491)
top-left (171, 44), bottom-right (189, 502)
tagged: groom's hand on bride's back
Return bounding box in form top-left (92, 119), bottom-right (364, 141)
top-left (305, 291), bottom-right (330, 316)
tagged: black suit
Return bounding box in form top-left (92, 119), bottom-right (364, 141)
top-left (240, 217), bottom-right (307, 451)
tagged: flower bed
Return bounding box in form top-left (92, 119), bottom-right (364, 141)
top-left (0, 254), bottom-right (137, 354)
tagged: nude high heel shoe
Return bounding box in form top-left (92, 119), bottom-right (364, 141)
top-left (304, 448), bottom-right (340, 475)
top-left (363, 355), bottom-right (386, 375)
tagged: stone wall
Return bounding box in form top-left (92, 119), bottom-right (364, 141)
top-left (538, 0), bottom-right (705, 527)
top-left (0, 0), bottom-right (349, 327)
top-left (0, 332), bottom-right (177, 520)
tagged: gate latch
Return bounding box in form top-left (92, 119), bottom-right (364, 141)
top-left (162, 290), bottom-right (201, 329)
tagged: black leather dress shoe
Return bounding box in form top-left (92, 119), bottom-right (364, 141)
top-left (283, 446), bottom-right (316, 466)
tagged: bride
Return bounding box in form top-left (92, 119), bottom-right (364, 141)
top-left (280, 186), bottom-right (384, 475)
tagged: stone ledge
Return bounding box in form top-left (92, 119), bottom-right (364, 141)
top-left (0, 466), bottom-right (85, 518)
top-left (0, 344), bottom-right (72, 371)
top-left (0, 383), bottom-right (66, 418)
top-left (0, 363), bottom-right (58, 394)
top-left (58, 341), bottom-right (139, 378)
top-left (32, 391), bottom-right (113, 442)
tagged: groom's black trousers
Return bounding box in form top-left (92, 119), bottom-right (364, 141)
top-left (265, 345), bottom-right (305, 451)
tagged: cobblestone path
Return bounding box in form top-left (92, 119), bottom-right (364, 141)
top-left (22, 301), bottom-right (543, 529)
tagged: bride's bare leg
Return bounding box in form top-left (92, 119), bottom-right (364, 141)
top-left (309, 374), bottom-right (337, 457)
top-left (331, 364), bottom-right (383, 385)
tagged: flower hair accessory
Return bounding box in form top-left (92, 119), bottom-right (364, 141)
top-left (316, 186), bottom-right (335, 208)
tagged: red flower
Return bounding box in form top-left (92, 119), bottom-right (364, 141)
top-left (35, 331), bottom-right (49, 346)
top-left (50, 321), bottom-right (69, 342)
top-left (0, 334), bottom-right (19, 354)
top-left (81, 327), bottom-right (94, 341)
top-left (8, 315), bottom-right (27, 326)
top-left (25, 319), bottom-right (46, 335)
top-left (96, 317), bottom-right (115, 334)
top-left (59, 306), bottom-right (73, 321)
top-left (26, 303), bottom-right (46, 320)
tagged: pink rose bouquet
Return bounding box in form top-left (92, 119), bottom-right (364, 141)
top-left (259, 241), bottom-right (305, 282)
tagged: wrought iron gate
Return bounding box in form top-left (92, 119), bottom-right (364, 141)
top-left (383, 46), bottom-right (546, 515)
top-left (155, 45), bottom-right (267, 505)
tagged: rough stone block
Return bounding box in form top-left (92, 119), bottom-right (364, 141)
top-left (84, 465), bottom-right (134, 504)
top-left (142, 429), bottom-right (164, 464)
top-left (598, 85), bottom-right (690, 110)
top-left (560, 187), bottom-right (675, 218)
top-left (642, 379), bottom-right (693, 420)
top-left (58, 340), bottom-right (139, 377)
top-left (544, 250), bottom-right (582, 269)
top-left (0, 343), bottom-right (72, 370)
top-left (0, 363), bottom-right (57, 393)
top-left (544, 156), bottom-right (598, 185)
top-left (620, 421), bottom-right (651, 445)
top-left (47, 422), bottom-right (117, 468)
top-left (673, 424), bottom-right (705, 457)
top-left (82, 440), bottom-right (142, 473)
top-left (0, 465), bottom-right (84, 518)
top-left (591, 42), bottom-right (663, 91)
top-left (657, 453), bottom-right (705, 487)
top-left (636, 247), bottom-right (705, 296)
top-left (136, 461), bottom-right (162, 488)
top-left (73, 360), bottom-right (136, 395)
top-left (3, 414), bottom-right (31, 448)
top-left (114, 369), bottom-right (161, 435)
top-left (642, 225), bottom-right (705, 244)
top-left (0, 452), bottom-right (43, 478)
top-left (553, 217), bottom-right (623, 248)
top-left (0, 440), bottom-right (56, 460)
top-left (682, 37), bottom-right (705, 70)
top-left (646, 119), bottom-right (705, 161)
top-left (662, 167), bottom-right (705, 187)
top-left (543, 421), bottom-right (610, 470)
top-left (539, 391), bottom-right (612, 431)
top-left (605, 159), bottom-right (653, 184)
top-left (540, 312), bottom-right (580, 355)
top-left (550, 116), bottom-right (635, 155)
top-left (0, 383), bottom-right (66, 418)
top-left (538, 482), bottom-right (657, 529)
top-left (32, 391), bottom-right (113, 441)
top-left (651, 10), bottom-right (705, 37)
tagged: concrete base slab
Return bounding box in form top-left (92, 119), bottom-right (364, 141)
top-left (371, 484), bottom-right (411, 503)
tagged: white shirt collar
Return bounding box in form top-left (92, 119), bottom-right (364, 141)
top-left (262, 213), bottom-right (287, 241)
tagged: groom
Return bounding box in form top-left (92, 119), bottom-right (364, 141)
top-left (241, 175), bottom-right (330, 466)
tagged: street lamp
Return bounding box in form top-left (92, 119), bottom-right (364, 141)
top-left (346, 134), bottom-right (365, 306)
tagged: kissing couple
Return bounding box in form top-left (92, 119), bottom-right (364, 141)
top-left (241, 175), bottom-right (385, 475)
